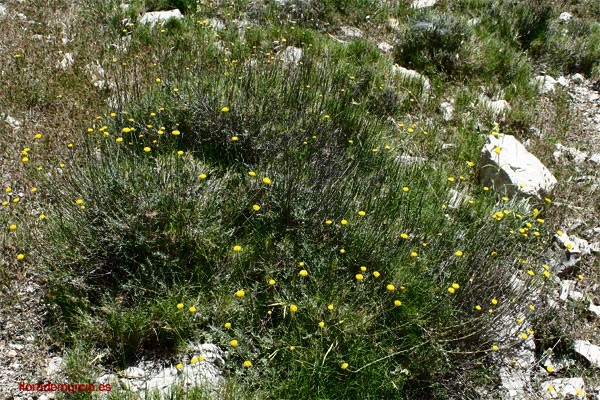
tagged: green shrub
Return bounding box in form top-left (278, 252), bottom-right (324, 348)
top-left (538, 18), bottom-right (600, 76)
top-left (33, 49), bottom-right (557, 398)
top-left (394, 11), bottom-right (472, 76)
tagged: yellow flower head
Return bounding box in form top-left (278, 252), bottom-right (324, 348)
top-left (455, 251), bottom-right (463, 256)
top-left (253, 205), bottom-right (260, 211)
top-left (189, 307), bottom-right (196, 312)
top-left (394, 300), bottom-right (402, 306)
top-left (17, 254), bottom-right (25, 260)
top-left (355, 274), bottom-right (364, 281)
top-left (176, 303), bottom-right (184, 309)
top-left (358, 211), bottom-right (365, 216)
top-left (233, 245), bottom-right (242, 252)
top-left (299, 270), bottom-right (308, 277)
top-left (268, 279), bottom-right (275, 285)
top-left (327, 304), bottom-right (334, 310)
top-left (341, 219), bottom-right (348, 225)
top-left (340, 363), bottom-right (348, 370)
top-left (290, 305), bottom-right (298, 312)
top-left (224, 322), bottom-right (231, 328)
top-left (387, 284), bottom-right (395, 291)
top-left (318, 321), bottom-right (325, 328)
top-left (222, 107), bottom-right (230, 112)
top-left (236, 290), bottom-right (245, 297)
top-left (230, 340), bottom-right (238, 347)
top-left (263, 178), bottom-right (271, 185)
top-left (244, 360), bottom-right (252, 367)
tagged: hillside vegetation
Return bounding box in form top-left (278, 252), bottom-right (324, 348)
top-left (1, 0), bottom-right (599, 399)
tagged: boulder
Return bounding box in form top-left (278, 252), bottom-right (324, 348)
top-left (533, 75), bottom-right (558, 94)
top-left (479, 134), bottom-right (557, 199)
top-left (139, 9), bottom-right (183, 27)
top-left (278, 46), bottom-right (302, 67)
top-left (574, 340), bottom-right (600, 368)
top-left (411, 0), bottom-right (437, 8)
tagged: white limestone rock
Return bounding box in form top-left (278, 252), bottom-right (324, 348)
top-left (205, 18), bottom-right (225, 30)
top-left (553, 143), bottom-right (588, 164)
top-left (440, 100), bottom-right (454, 121)
top-left (5, 115), bottom-right (21, 130)
top-left (479, 134), bottom-right (557, 199)
top-left (533, 75), bottom-right (558, 94)
top-left (480, 96), bottom-right (511, 116)
top-left (46, 357), bottom-right (64, 378)
top-left (500, 366), bottom-right (530, 399)
top-left (540, 378), bottom-right (585, 398)
top-left (392, 64), bottom-right (431, 96)
top-left (139, 9), bottom-right (183, 27)
top-left (121, 367), bottom-right (146, 379)
top-left (59, 53), bottom-right (74, 69)
top-left (574, 340), bottom-right (600, 368)
top-left (411, 0), bottom-right (437, 8)
top-left (589, 301), bottom-right (600, 318)
top-left (377, 42), bottom-right (393, 53)
top-left (559, 12), bottom-right (573, 22)
top-left (278, 46), bottom-right (302, 67)
top-left (571, 73), bottom-right (585, 84)
top-left (339, 26), bottom-right (363, 38)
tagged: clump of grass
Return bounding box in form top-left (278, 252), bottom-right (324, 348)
top-left (29, 30), bottom-right (559, 397)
